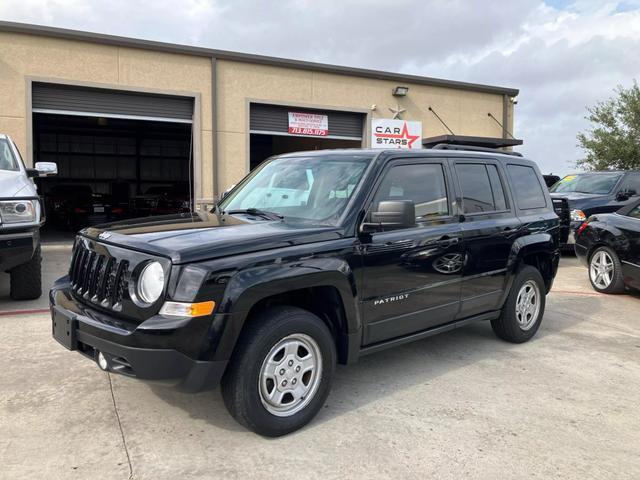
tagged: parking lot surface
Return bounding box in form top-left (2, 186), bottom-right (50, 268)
top-left (1, 255), bottom-right (639, 479)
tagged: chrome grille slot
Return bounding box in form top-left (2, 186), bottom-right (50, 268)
top-left (80, 251), bottom-right (94, 295)
top-left (68, 239), bottom-right (133, 313)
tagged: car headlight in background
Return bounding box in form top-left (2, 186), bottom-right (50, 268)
top-left (0, 200), bottom-right (37, 224)
top-left (570, 209), bottom-right (586, 222)
top-left (137, 261), bottom-right (165, 304)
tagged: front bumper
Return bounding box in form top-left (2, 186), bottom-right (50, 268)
top-left (50, 278), bottom-right (227, 392)
top-left (0, 228), bottom-right (38, 272)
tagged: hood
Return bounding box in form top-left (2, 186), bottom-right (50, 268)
top-left (0, 170), bottom-right (34, 198)
top-left (549, 191), bottom-right (610, 209)
top-left (81, 212), bottom-right (344, 264)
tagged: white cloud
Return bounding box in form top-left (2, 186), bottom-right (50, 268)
top-left (1, 0), bottom-right (638, 175)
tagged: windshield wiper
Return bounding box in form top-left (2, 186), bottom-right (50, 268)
top-left (224, 208), bottom-right (284, 220)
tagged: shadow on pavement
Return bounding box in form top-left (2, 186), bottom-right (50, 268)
top-left (148, 297), bottom-right (596, 435)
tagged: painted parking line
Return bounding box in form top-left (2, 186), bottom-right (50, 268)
top-left (550, 290), bottom-right (602, 298)
top-left (0, 308), bottom-right (50, 316)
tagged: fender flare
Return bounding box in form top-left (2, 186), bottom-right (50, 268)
top-left (499, 232), bottom-right (557, 304)
top-left (211, 257), bottom-right (361, 362)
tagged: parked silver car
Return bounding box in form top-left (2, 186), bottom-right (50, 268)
top-left (0, 134), bottom-right (56, 300)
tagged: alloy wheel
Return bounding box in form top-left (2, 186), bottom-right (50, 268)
top-left (590, 250), bottom-right (614, 290)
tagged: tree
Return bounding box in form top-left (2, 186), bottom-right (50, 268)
top-left (577, 81), bottom-right (640, 171)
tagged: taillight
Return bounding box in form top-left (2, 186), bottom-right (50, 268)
top-left (74, 207), bottom-right (88, 214)
top-left (576, 221), bottom-right (589, 236)
top-left (112, 207), bottom-right (123, 214)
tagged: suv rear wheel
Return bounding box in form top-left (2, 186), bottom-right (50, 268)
top-left (10, 244), bottom-right (42, 300)
top-left (491, 265), bottom-right (545, 343)
top-left (221, 306), bottom-right (336, 437)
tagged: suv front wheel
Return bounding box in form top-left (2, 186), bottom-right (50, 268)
top-left (491, 265), bottom-right (546, 343)
top-left (221, 306), bottom-right (336, 437)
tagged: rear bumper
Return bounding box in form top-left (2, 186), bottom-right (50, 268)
top-left (574, 241), bottom-right (589, 267)
top-left (50, 278), bottom-right (227, 392)
top-left (0, 229), bottom-right (38, 272)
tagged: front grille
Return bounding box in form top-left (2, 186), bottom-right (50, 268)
top-left (552, 197), bottom-right (571, 244)
top-left (69, 240), bottom-right (130, 311)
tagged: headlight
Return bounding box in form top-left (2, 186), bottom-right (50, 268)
top-left (570, 209), bottom-right (586, 222)
top-left (0, 200), bottom-right (36, 224)
top-left (137, 261), bottom-right (165, 304)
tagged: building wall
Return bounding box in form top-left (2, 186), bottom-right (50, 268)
top-left (216, 59), bottom-right (512, 192)
top-left (0, 32), bottom-right (213, 201)
top-left (0, 30), bottom-right (515, 202)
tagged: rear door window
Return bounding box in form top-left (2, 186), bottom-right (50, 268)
top-left (507, 164), bottom-right (547, 210)
top-left (456, 163), bottom-right (506, 214)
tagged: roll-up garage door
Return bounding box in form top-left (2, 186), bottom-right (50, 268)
top-left (32, 82), bottom-right (194, 123)
top-left (250, 103), bottom-right (363, 139)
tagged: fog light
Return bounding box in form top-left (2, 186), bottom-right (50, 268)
top-left (97, 351), bottom-right (109, 371)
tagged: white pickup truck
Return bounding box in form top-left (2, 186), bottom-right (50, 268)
top-left (0, 134), bottom-right (56, 300)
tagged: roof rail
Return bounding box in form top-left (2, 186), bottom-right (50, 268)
top-left (432, 143), bottom-right (523, 157)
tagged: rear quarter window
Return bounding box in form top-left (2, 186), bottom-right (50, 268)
top-left (507, 164), bottom-right (547, 210)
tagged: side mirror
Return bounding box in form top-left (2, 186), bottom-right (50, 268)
top-left (27, 162), bottom-right (58, 178)
top-left (361, 200), bottom-right (416, 232)
top-left (221, 184), bottom-right (235, 200)
top-left (616, 189), bottom-right (636, 201)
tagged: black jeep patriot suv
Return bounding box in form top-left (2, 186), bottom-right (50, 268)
top-left (51, 146), bottom-right (560, 436)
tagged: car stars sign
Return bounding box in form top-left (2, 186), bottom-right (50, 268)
top-left (288, 112), bottom-right (329, 136)
top-left (371, 119), bottom-right (422, 149)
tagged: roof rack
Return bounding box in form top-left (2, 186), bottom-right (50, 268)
top-left (432, 143), bottom-right (523, 157)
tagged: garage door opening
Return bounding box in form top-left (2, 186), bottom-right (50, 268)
top-left (249, 103), bottom-right (365, 170)
top-left (33, 113), bottom-right (193, 234)
top-left (250, 134), bottom-right (361, 170)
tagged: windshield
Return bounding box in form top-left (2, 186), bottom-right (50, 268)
top-left (0, 139), bottom-right (19, 172)
top-left (550, 173), bottom-right (622, 194)
top-left (218, 154), bottom-right (371, 225)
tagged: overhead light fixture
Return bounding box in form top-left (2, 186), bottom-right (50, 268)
top-left (392, 86), bottom-right (409, 97)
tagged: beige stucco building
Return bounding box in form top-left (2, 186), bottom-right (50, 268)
top-left (0, 21), bottom-right (518, 209)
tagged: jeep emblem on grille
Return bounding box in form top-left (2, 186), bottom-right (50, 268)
top-left (98, 231), bottom-right (112, 240)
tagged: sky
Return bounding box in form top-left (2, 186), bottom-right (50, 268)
top-left (1, 0), bottom-right (639, 175)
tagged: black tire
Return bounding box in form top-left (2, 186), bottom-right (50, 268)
top-left (10, 244), bottom-right (42, 300)
top-left (588, 246), bottom-right (625, 294)
top-left (221, 306), bottom-right (336, 437)
top-left (491, 265), bottom-right (546, 343)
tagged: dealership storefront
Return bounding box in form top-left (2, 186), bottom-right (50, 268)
top-left (0, 21), bottom-right (519, 229)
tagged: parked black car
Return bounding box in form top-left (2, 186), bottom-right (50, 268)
top-left (46, 184), bottom-right (126, 231)
top-left (50, 146), bottom-right (561, 436)
top-left (575, 199), bottom-right (640, 293)
top-left (549, 171), bottom-right (640, 247)
top-left (129, 184), bottom-right (190, 218)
